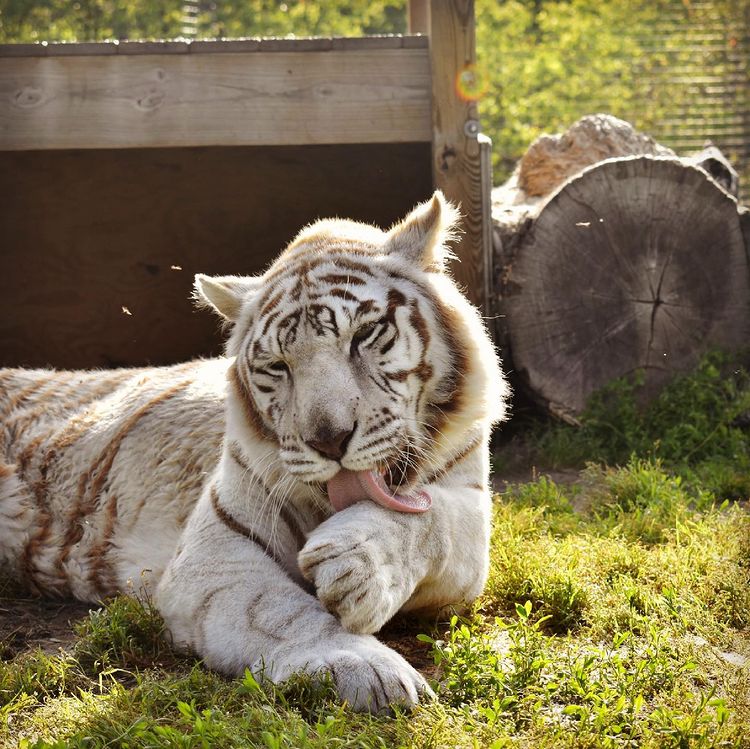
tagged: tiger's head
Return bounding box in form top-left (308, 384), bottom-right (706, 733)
top-left (195, 192), bottom-right (508, 510)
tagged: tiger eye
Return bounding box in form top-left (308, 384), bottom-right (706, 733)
top-left (354, 322), bottom-right (377, 341)
top-left (266, 361), bottom-right (290, 375)
top-left (350, 321), bottom-right (380, 356)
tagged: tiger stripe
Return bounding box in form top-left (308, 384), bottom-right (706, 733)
top-left (88, 492), bottom-right (120, 595)
top-left (9, 369), bottom-right (125, 448)
top-left (194, 584), bottom-right (234, 652)
top-left (261, 309), bottom-right (282, 336)
top-left (228, 440), bottom-right (278, 501)
top-left (258, 252), bottom-right (387, 306)
top-left (261, 289), bottom-right (286, 316)
top-left (228, 363), bottom-right (276, 442)
top-left (18, 398), bottom-right (117, 587)
top-left (209, 485), bottom-right (285, 568)
top-left (218, 460), bottom-right (308, 550)
top-left (278, 505), bottom-right (306, 551)
top-left (425, 295), bottom-right (470, 430)
top-left (0, 374), bottom-right (57, 420)
top-left (16, 433), bottom-right (50, 480)
top-left (57, 380), bottom-right (193, 570)
top-left (317, 273), bottom-right (367, 286)
top-left (4, 372), bottom-right (78, 428)
top-left (424, 437), bottom-right (482, 485)
top-left (328, 288), bottom-right (361, 304)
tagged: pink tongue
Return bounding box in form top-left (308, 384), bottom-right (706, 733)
top-left (326, 469), bottom-right (431, 514)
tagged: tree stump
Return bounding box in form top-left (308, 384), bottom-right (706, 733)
top-left (499, 155), bottom-right (750, 421)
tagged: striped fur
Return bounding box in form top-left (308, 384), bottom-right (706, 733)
top-left (0, 192), bottom-right (509, 712)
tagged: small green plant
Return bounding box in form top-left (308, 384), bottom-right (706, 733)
top-left (73, 594), bottom-right (174, 673)
top-left (535, 352), bottom-right (750, 490)
top-left (486, 484), bottom-right (590, 633)
top-left (419, 602), bottom-right (552, 712)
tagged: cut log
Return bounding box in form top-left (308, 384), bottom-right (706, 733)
top-left (499, 155), bottom-right (750, 421)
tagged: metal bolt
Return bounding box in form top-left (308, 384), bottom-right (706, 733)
top-left (464, 119), bottom-right (480, 137)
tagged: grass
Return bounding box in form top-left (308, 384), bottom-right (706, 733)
top-left (2, 352), bottom-right (749, 748)
top-left (533, 350), bottom-right (750, 499)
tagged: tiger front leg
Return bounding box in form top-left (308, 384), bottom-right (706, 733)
top-left (155, 488), bottom-right (431, 712)
top-left (298, 483), bottom-right (492, 635)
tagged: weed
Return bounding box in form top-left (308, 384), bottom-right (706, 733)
top-left (535, 351), bottom-right (750, 485)
top-left (73, 594), bottom-right (175, 673)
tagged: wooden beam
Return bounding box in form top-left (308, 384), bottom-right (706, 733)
top-left (0, 47), bottom-right (431, 150)
top-left (428, 0), bottom-right (487, 311)
top-left (408, 0), bottom-right (430, 34)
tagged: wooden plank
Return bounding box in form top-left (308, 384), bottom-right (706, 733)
top-left (0, 143), bottom-right (432, 369)
top-left (189, 39), bottom-right (262, 54)
top-left (46, 42), bottom-right (118, 56)
top-left (428, 0), bottom-right (486, 310)
top-left (331, 36), bottom-right (403, 50)
top-left (258, 37), bottom-right (333, 52)
top-left (402, 35), bottom-right (429, 48)
top-left (0, 48), bottom-right (431, 150)
top-left (0, 36), bottom-right (429, 58)
top-left (115, 40), bottom-right (191, 55)
top-left (0, 43), bottom-right (49, 57)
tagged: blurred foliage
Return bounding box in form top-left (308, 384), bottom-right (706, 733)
top-left (0, 1), bottom-right (408, 42)
top-left (201, 0), bottom-right (407, 38)
top-left (476, 0), bottom-right (750, 182)
top-left (0, 0), bottom-right (185, 41)
top-left (1, 0), bottom-right (747, 185)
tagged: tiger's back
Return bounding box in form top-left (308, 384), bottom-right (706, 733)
top-left (0, 359), bottom-right (227, 600)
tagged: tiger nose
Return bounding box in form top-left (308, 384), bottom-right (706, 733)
top-left (305, 425), bottom-right (355, 460)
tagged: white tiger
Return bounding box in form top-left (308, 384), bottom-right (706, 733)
top-left (0, 193), bottom-right (509, 712)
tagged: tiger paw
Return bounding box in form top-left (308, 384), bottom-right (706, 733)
top-left (279, 634), bottom-right (433, 713)
top-left (298, 508), bottom-right (415, 634)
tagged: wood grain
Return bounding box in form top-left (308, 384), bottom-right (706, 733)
top-left (503, 156), bottom-right (750, 418)
top-left (408, 0), bottom-right (430, 34)
top-left (0, 37), bottom-right (429, 57)
top-left (0, 48), bottom-right (431, 150)
top-left (0, 144), bottom-right (432, 370)
top-left (428, 0), bottom-right (486, 310)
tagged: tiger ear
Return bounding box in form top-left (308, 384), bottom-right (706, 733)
top-left (383, 191), bottom-right (461, 272)
top-left (193, 274), bottom-right (262, 321)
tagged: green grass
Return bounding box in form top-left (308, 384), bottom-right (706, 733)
top-left (533, 351), bottom-right (750, 497)
top-left (2, 353), bottom-right (749, 748)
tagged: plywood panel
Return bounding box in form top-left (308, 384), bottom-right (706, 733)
top-left (0, 143), bottom-right (432, 369)
top-left (0, 48), bottom-right (431, 150)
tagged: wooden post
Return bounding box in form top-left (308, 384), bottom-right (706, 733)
top-left (428, 0), bottom-right (490, 313)
top-left (408, 0), bottom-right (430, 34)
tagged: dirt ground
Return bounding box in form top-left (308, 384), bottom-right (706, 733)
top-left (0, 593), bottom-right (92, 659)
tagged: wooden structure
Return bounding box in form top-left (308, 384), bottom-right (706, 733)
top-left (0, 0), bottom-right (493, 370)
